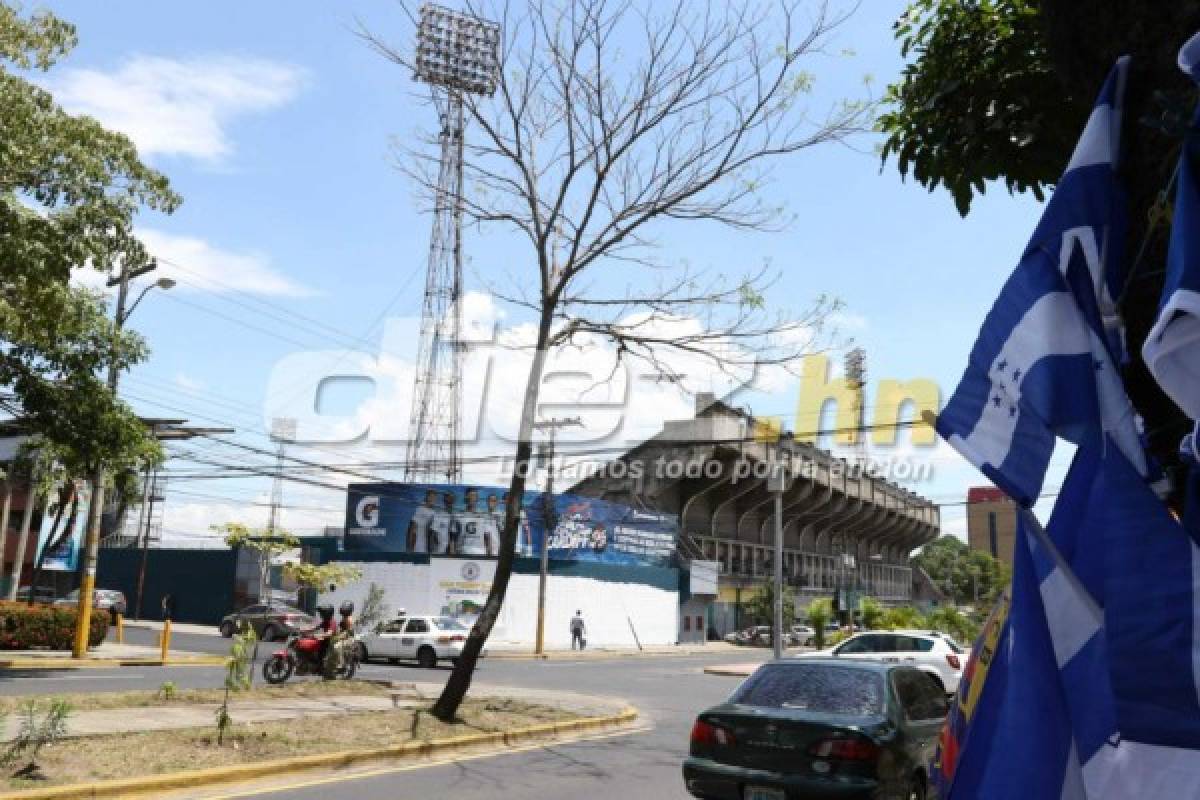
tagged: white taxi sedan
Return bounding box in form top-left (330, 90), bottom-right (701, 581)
top-left (356, 615), bottom-right (481, 669)
top-left (797, 629), bottom-right (969, 694)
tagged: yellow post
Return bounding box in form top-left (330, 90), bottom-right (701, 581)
top-left (115, 613), bottom-right (124, 644)
top-left (160, 618), bottom-right (171, 663)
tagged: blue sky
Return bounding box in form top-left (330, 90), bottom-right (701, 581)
top-left (37, 0), bottom-right (1071, 542)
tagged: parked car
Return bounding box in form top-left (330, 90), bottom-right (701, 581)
top-left (683, 658), bottom-right (947, 800)
top-left (218, 604), bottom-right (316, 641)
top-left (53, 589), bottom-right (127, 622)
top-left (799, 629), bottom-right (968, 694)
top-left (788, 625), bottom-right (815, 647)
top-left (355, 615), bottom-right (483, 669)
top-left (15, 586), bottom-right (56, 604)
top-left (723, 627), bottom-right (758, 646)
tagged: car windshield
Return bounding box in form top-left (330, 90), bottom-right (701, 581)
top-left (434, 617), bottom-right (467, 630)
top-left (732, 664), bottom-right (885, 716)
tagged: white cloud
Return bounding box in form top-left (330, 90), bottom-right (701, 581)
top-left (140, 228), bottom-right (317, 297)
top-left (175, 372), bottom-right (205, 392)
top-left (49, 55), bottom-right (305, 162)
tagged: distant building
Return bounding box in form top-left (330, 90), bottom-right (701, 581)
top-left (966, 486), bottom-right (1017, 566)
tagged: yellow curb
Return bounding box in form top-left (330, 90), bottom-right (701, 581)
top-left (0, 656), bottom-right (226, 670)
top-left (0, 706), bottom-right (639, 800)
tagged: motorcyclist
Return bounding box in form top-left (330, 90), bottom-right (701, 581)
top-left (310, 605), bottom-right (336, 677)
top-left (327, 601), bottom-right (356, 676)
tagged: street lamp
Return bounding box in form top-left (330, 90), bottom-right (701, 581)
top-left (72, 261), bottom-right (172, 658)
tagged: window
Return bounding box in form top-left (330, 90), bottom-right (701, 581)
top-left (733, 664), bottom-right (884, 716)
top-left (835, 635), bottom-right (877, 655)
top-left (434, 617), bottom-right (467, 631)
top-left (683, 616), bottom-right (691, 631)
top-left (405, 618), bottom-right (430, 634)
top-left (696, 615), bottom-right (704, 632)
top-left (382, 620), bottom-right (406, 633)
top-left (892, 636), bottom-right (931, 653)
top-left (892, 669), bottom-right (949, 721)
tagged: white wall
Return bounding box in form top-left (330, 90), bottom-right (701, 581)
top-left (319, 562), bottom-right (679, 648)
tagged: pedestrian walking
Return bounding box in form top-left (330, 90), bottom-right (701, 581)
top-left (570, 610), bottom-right (586, 650)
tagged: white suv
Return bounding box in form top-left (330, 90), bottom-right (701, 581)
top-left (799, 630), bottom-right (968, 693)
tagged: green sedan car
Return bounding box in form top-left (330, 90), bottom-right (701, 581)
top-left (683, 658), bottom-right (947, 800)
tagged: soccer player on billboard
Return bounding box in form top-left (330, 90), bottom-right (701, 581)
top-left (457, 488), bottom-right (489, 555)
top-left (407, 489), bottom-right (439, 553)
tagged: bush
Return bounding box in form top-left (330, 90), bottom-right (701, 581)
top-left (0, 602), bottom-right (108, 650)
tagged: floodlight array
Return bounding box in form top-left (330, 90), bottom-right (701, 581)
top-left (415, 3), bottom-right (501, 96)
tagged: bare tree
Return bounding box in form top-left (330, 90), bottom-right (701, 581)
top-left (364, 0), bottom-right (872, 720)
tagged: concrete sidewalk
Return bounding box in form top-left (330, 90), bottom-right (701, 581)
top-left (123, 618), bottom-right (221, 637)
top-left (0, 641), bottom-right (224, 669)
top-left (702, 663), bottom-right (758, 677)
top-left (485, 642), bottom-right (761, 659)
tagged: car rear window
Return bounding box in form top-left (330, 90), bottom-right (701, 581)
top-left (434, 617), bottom-right (467, 630)
top-left (732, 664), bottom-right (885, 716)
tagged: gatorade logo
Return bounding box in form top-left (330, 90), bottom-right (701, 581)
top-left (355, 496), bottom-right (380, 527)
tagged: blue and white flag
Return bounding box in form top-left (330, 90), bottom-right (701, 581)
top-left (937, 57), bottom-right (1145, 506)
top-left (1142, 32), bottom-right (1200, 421)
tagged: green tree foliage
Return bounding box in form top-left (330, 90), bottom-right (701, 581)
top-left (215, 523), bottom-right (300, 601)
top-left (913, 535), bottom-right (1010, 605)
top-left (216, 623), bottom-right (256, 745)
top-left (859, 596), bottom-right (886, 630)
top-left (805, 597), bottom-right (833, 649)
top-left (1, 2), bottom-right (177, 485)
top-left (357, 583), bottom-right (389, 632)
top-left (925, 604), bottom-right (980, 644)
top-left (878, 605), bottom-right (927, 631)
top-left (282, 562), bottom-right (363, 592)
top-left (878, 0), bottom-right (1073, 215)
top-left (745, 582), bottom-right (796, 630)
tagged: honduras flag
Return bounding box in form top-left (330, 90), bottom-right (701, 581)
top-left (1142, 32), bottom-right (1200, 421)
top-left (936, 57), bottom-right (1145, 507)
top-left (941, 448), bottom-right (1200, 799)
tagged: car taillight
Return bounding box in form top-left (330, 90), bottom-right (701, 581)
top-left (690, 719), bottom-right (734, 748)
top-left (437, 635), bottom-right (466, 643)
top-left (946, 653), bottom-right (962, 670)
top-left (807, 736), bottom-right (879, 761)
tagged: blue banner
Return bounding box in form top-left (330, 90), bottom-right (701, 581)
top-left (343, 482), bottom-right (677, 566)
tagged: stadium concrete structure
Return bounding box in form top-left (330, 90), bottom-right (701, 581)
top-left (569, 394), bottom-right (941, 624)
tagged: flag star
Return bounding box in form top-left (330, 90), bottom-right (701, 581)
top-left (996, 359), bottom-right (1008, 372)
top-left (1009, 405), bottom-right (1017, 417)
top-left (1012, 368), bottom-right (1022, 382)
top-left (992, 396), bottom-right (1002, 407)
top-left (1094, 359), bottom-right (1104, 371)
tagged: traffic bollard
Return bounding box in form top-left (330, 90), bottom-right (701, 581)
top-left (115, 613), bottom-right (124, 644)
top-left (160, 618), bottom-right (171, 663)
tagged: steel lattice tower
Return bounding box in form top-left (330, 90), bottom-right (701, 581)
top-left (403, 4), bottom-right (500, 484)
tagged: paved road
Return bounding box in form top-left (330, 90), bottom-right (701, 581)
top-left (0, 649), bottom-right (772, 799)
top-left (120, 625), bottom-right (232, 656)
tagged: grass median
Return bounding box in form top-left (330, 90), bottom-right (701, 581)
top-left (2, 688), bottom-right (582, 792)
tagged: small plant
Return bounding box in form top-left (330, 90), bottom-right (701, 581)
top-left (358, 583), bottom-right (389, 632)
top-left (216, 622), bottom-right (257, 746)
top-left (3, 699), bottom-right (71, 780)
top-left (157, 681), bottom-right (177, 702)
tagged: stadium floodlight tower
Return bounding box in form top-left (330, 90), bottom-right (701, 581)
top-left (403, 3), bottom-right (501, 484)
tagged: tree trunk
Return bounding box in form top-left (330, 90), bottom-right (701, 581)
top-left (432, 310), bottom-right (554, 721)
top-left (1039, 3), bottom-right (1200, 508)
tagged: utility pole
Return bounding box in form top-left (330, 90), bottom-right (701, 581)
top-left (533, 416), bottom-right (582, 655)
top-left (767, 458), bottom-right (790, 660)
top-left (73, 263), bottom-right (173, 658)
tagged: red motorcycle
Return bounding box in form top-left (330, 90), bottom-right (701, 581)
top-left (262, 632), bottom-right (358, 684)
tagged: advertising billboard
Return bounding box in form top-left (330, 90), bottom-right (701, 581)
top-left (344, 482), bottom-right (677, 566)
top-left (36, 481), bottom-right (91, 572)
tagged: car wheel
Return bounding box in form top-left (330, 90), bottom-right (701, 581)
top-left (417, 646), bottom-right (437, 669)
top-left (387, 658), bottom-right (401, 665)
top-left (261, 624), bottom-right (278, 642)
top-left (357, 644), bottom-right (369, 663)
top-left (908, 774), bottom-right (926, 800)
top-left (219, 622), bottom-right (235, 638)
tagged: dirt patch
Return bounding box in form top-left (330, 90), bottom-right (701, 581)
top-left (0, 679), bottom-right (395, 715)
top-left (2, 696), bottom-right (582, 790)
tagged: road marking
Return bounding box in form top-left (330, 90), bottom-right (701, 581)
top-left (199, 725), bottom-right (654, 799)
top-left (29, 673), bottom-right (147, 681)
